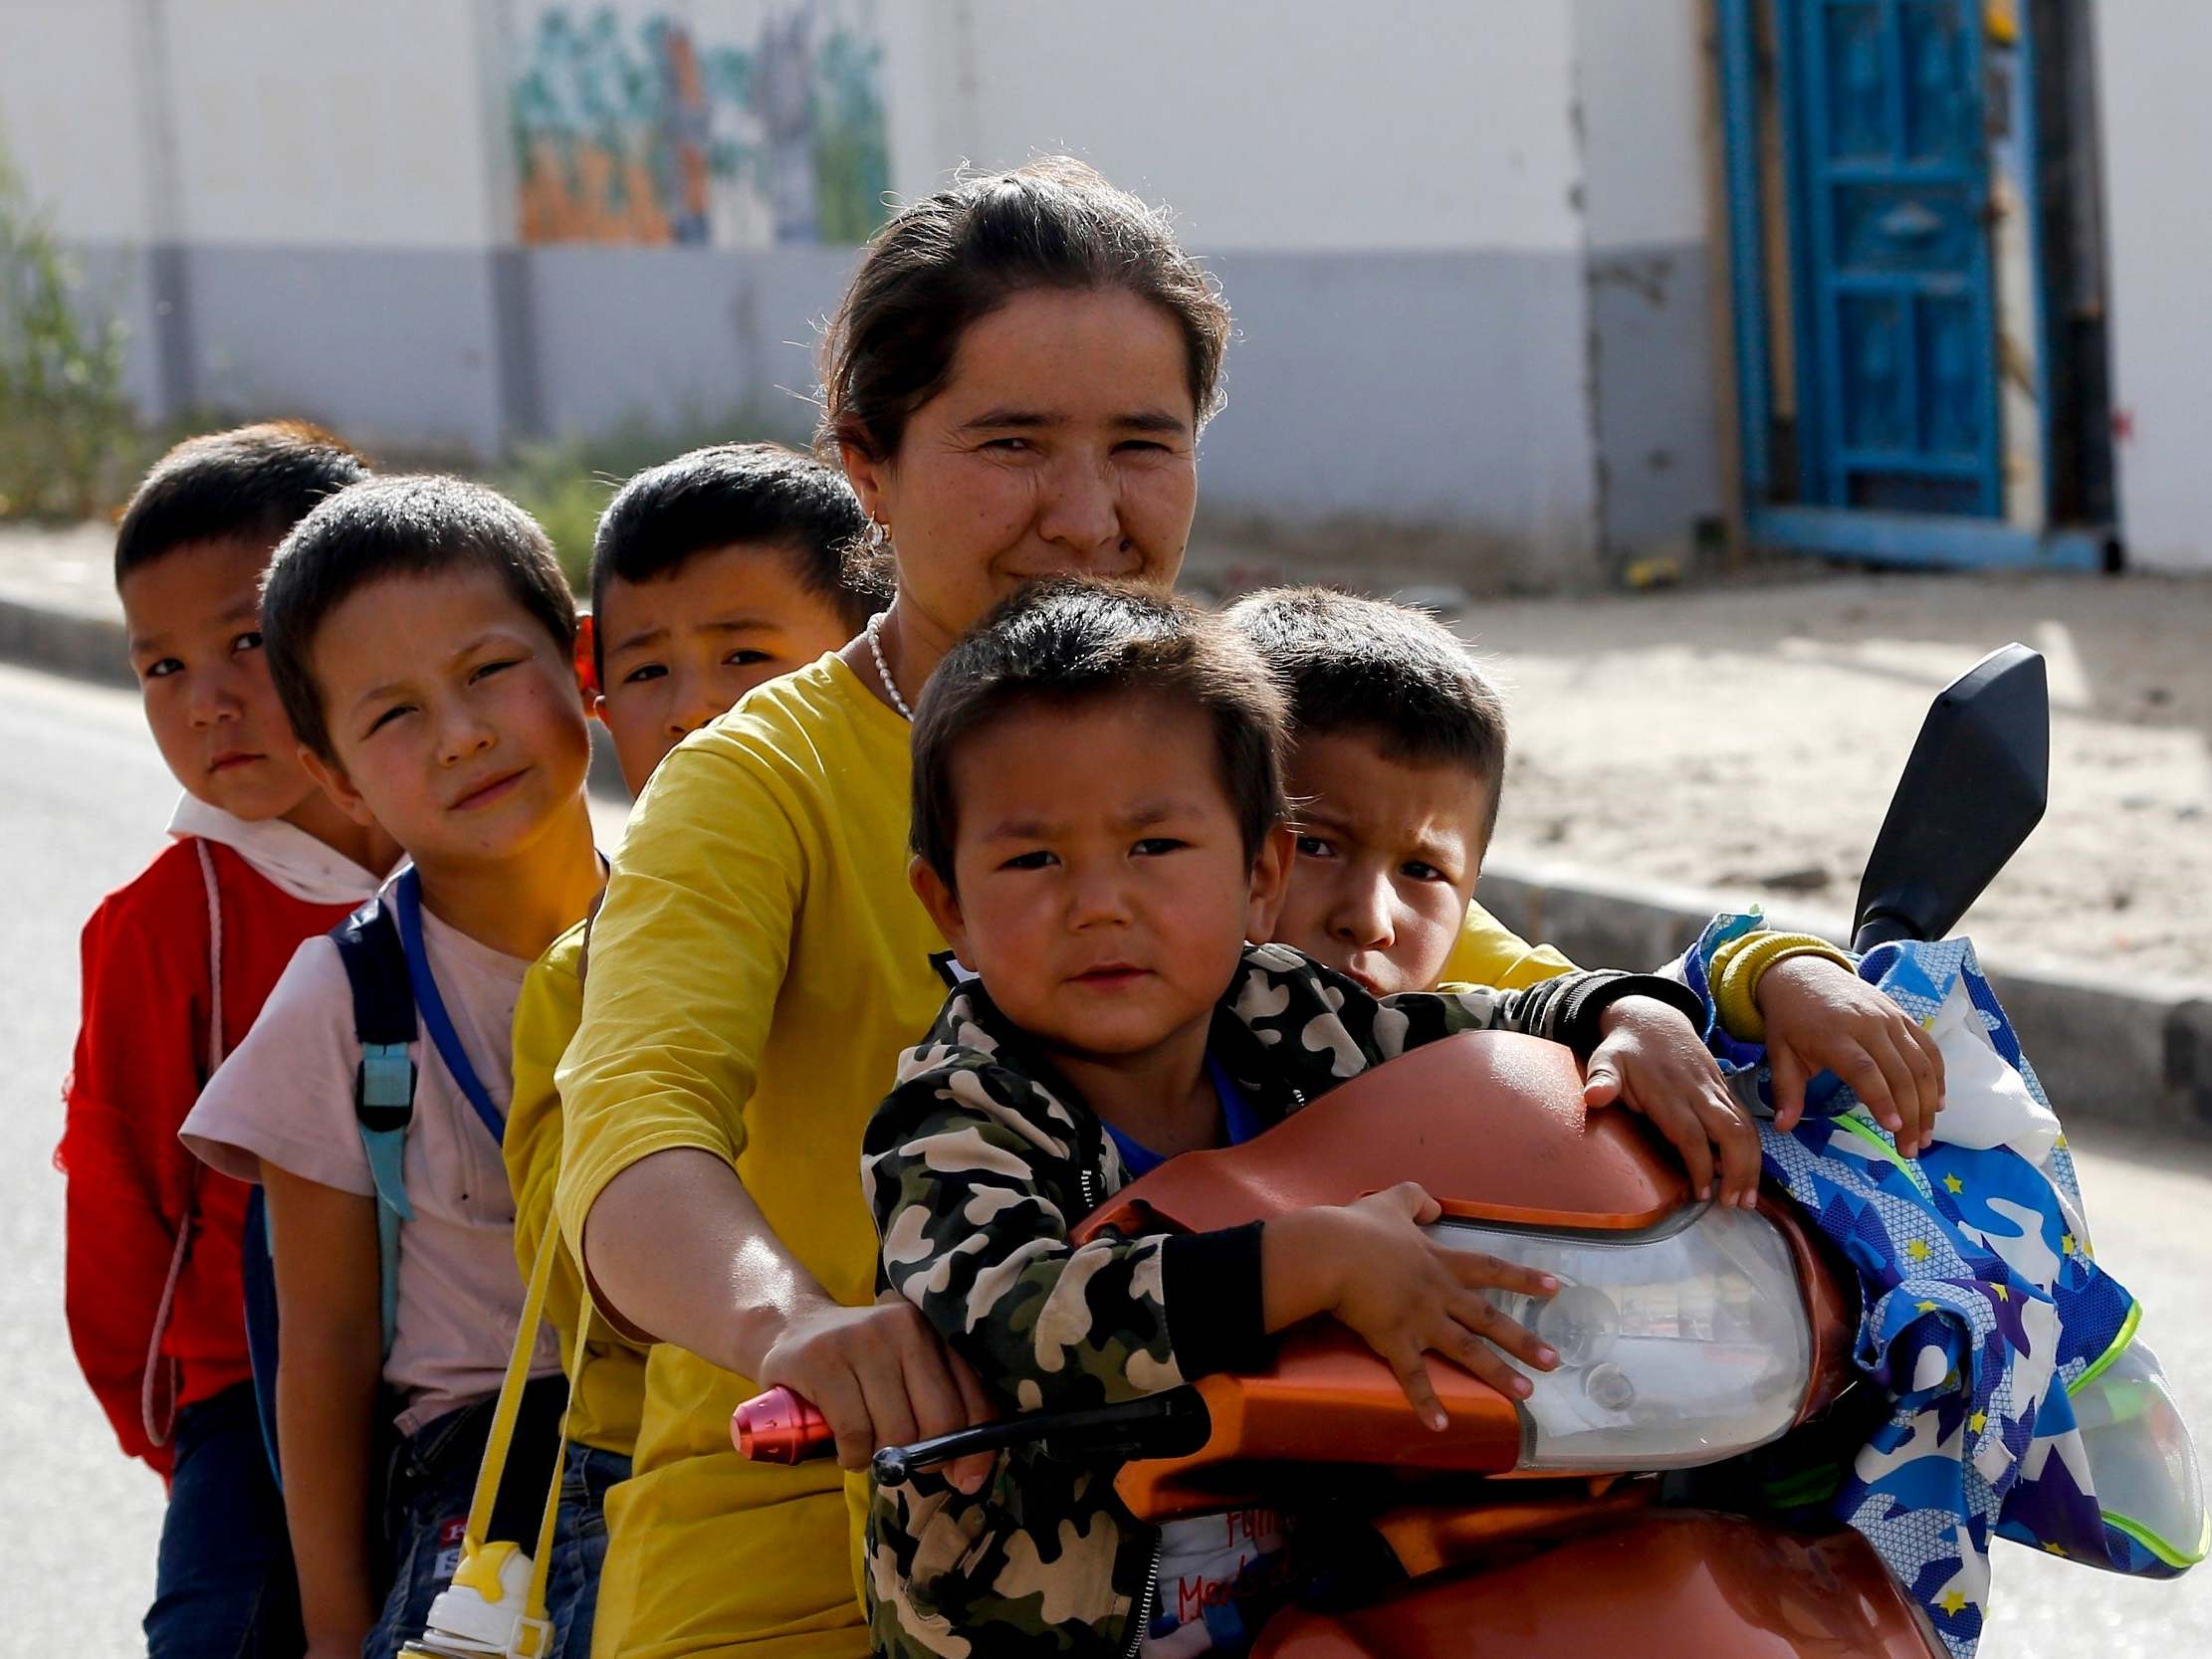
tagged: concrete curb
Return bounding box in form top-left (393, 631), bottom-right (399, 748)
top-left (1476, 856), bottom-right (2212, 1135)
top-left (0, 592), bottom-right (134, 689)
top-left (0, 587), bottom-right (2201, 1133)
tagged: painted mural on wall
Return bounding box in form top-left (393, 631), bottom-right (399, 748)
top-left (511, 1), bottom-right (888, 247)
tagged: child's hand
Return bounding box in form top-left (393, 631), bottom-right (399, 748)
top-left (1265, 1183), bottom-right (1560, 1430)
top-left (756, 1295), bottom-right (997, 1490)
top-left (1757, 955), bottom-right (1945, 1153)
top-left (1584, 996), bottom-right (1762, 1208)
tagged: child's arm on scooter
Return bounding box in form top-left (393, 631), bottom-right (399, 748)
top-left (868, 1063), bottom-right (1249, 1417)
top-left (871, 1073), bottom-right (1562, 1440)
top-left (1580, 998), bottom-right (1764, 1209)
top-left (262, 1163), bottom-right (384, 1659)
top-left (1707, 933), bottom-right (1946, 1153)
top-left (1262, 1182), bottom-right (1560, 1430)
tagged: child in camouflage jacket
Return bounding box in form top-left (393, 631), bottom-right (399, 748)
top-left (859, 582), bottom-right (1711, 1657)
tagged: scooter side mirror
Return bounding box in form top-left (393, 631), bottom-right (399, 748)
top-left (1853, 643), bottom-right (2049, 952)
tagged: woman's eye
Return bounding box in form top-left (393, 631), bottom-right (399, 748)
top-left (723, 649), bottom-right (772, 669)
top-left (231, 630), bottom-right (264, 654)
top-left (141, 658), bottom-right (184, 681)
top-left (983, 437), bottom-right (1032, 453)
top-left (1131, 837), bottom-right (1188, 857)
top-left (622, 663), bottom-right (669, 686)
top-left (1295, 835), bottom-right (1336, 859)
top-left (1000, 849), bottom-right (1057, 871)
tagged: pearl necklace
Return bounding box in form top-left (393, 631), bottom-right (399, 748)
top-left (866, 611), bottom-right (914, 722)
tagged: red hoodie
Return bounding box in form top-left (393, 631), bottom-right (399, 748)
top-left (60, 829), bottom-right (376, 1476)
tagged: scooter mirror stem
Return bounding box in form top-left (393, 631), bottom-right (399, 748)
top-left (1851, 911), bottom-right (1925, 952)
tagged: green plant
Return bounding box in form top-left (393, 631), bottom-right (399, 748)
top-left (0, 142), bottom-right (140, 519)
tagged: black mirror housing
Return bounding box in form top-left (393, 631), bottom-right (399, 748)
top-left (1852, 644), bottom-right (2050, 953)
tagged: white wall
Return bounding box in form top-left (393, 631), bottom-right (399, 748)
top-left (1572, 0), bottom-right (1708, 253)
top-left (160, 0), bottom-right (501, 249)
top-left (929, 0), bottom-right (1585, 254)
top-left (1, 0), bottom-right (500, 251)
top-left (1, 0), bottom-right (1722, 564)
top-left (2095, 0), bottom-right (2212, 571)
top-left (8, 0), bottom-right (1599, 259)
top-left (0, 0), bottom-right (155, 241)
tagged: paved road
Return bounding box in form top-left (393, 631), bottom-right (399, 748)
top-left (0, 664), bottom-right (2202, 1656)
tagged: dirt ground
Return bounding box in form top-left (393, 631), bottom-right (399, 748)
top-left (1438, 569), bottom-right (2212, 982)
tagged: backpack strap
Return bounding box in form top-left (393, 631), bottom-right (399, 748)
top-left (331, 892), bottom-right (417, 1358)
top-left (240, 1184), bottom-right (284, 1481)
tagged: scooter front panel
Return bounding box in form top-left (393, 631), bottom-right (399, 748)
top-left (1074, 1033), bottom-right (1691, 1246)
top-left (1253, 1512), bottom-right (1942, 1658)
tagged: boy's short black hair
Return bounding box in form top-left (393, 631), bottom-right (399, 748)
top-left (589, 442), bottom-right (887, 678)
top-left (911, 579), bottom-right (1289, 889)
top-left (263, 475), bottom-right (575, 760)
top-left (1225, 586), bottom-right (1509, 840)
top-left (113, 420), bottom-right (371, 583)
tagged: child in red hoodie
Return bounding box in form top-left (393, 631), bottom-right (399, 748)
top-left (60, 423), bottom-right (399, 1659)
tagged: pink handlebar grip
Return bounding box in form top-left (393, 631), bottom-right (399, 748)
top-left (732, 1385), bottom-right (835, 1463)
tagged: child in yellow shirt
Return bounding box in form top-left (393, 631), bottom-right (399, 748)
top-left (1227, 586), bottom-right (1947, 1189)
top-left (502, 444), bottom-right (888, 1644)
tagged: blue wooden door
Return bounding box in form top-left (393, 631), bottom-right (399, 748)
top-left (1786, 0), bottom-right (2002, 517)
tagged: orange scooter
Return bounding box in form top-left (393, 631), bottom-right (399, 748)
top-left (744, 1030), bottom-right (1929, 1657)
top-left (732, 647), bottom-right (2086, 1657)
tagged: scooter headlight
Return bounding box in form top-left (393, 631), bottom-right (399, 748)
top-left (1429, 1203), bottom-right (1812, 1471)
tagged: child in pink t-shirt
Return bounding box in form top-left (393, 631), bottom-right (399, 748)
top-left (183, 475), bottom-right (603, 1659)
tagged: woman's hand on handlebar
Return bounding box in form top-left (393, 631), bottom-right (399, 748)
top-left (1757, 955), bottom-right (1945, 1154)
top-left (1262, 1183), bottom-right (1560, 1432)
top-left (756, 1292), bottom-right (997, 1490)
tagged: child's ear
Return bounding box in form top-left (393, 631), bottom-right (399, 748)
top-left (573, 614), bottom-right (600, 702)
top-left (298, 743), bottom-right (378, 829)
top-left (1244, 822), bottom-right (1297, 943)
top-left (909, 855), bottom-right (972, 960)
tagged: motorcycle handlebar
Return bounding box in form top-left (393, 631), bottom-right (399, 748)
top-left (730, 1385), bottom-right (834, 1463)
top-left (731, 1385), bottom-right (1211, 1487)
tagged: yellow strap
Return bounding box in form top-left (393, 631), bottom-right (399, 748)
top-left (446, 1221), bottom-right (606, 1655)
top-left (522, 1292), bottom-right (594, 1633)
top-left (462, 1217), bottom-right (562, 1556)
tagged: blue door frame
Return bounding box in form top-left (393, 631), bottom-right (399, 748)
top-left (1716, 0), bottom-right (2104, 569)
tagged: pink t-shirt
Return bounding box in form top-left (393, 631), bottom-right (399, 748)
top-left (182, 885), bottom-right (560, 1432)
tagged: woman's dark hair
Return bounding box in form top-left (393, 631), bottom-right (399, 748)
top-left (262, 476), bottom-right (575, 759)
top-left (113, 420), bottom-right (371, 582)
top-left (589, 443), bottom-right (888, 681)
top-left (910, 579), bottom-right (1287, 890)
top-left (820, 157), bottom-right (1230, 464)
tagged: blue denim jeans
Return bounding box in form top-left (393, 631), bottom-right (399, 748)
top-left (144, 1380), bottom-right (303, 1659)
top-left (362, 1377), bottom-right (568, 1659)
top-left (544, 1443), bottom-right (630, 1659)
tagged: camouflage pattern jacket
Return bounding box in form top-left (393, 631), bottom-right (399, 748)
top-left (860, 942), bottom-right (1701, 1657)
